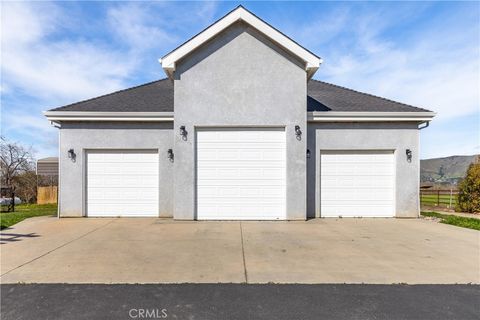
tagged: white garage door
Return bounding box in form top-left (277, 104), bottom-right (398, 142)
top-left (196, 128), bottom-right (286, 220)
top-left (321, 151), bottom-right (395, 217)
top-left (86, 150), bottom-right (159, 217)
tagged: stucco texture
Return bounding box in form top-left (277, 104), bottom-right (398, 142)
top-left (173, 22), bottom-right (307, 220)
top-left (307, 122), bottom-right (420, 218)
top-left (58, 122), bottom-right (174, 217)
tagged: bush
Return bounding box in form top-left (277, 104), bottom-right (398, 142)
top-left (456, 160), bottom-right (480, 213)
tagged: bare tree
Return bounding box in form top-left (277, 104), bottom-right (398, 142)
top-left (0, 136), bottom-right (35, 189)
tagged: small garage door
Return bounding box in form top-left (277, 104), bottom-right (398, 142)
top-left (86, 150), bottom-right (159, 217)
top-left (321, 151), bottom-right (395, 217)
top-left (196, 128), bottom-right (286, 220)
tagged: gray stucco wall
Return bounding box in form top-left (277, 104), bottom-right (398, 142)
top-left (173, 22), bottom-right (307, 220)
top-left (307, 122), bottom-right (420, 218)
top-left (58, 122), bottom-right (174, 217)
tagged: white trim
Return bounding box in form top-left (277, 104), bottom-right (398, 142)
top-left (308, 111), bottom-right (436, 122)
top-left (85, 149), bottom-right (160, 217)
top-left (43, 111), bottom-right (174, 122)
top-left (159, 6), bottom-right (321, 79)
top-left (44, 111), bottom-right (435, 123)
top-left (319, 149), bottom-right (396, 218)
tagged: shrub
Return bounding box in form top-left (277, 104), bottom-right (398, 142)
top-left (456, 160), bottom-right (480, 213)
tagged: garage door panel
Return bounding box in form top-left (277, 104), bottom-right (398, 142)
top-left (197, 204), bottom-right (285, 220)
top-left (198, 129), bottom-right (283, 141)
top-left (197, 128), bottom-right (286, 220)
top-left (88, 203), bottom-right (158, 217)
top-left (87, 175), bottom-right (157, 188)
top-left (87, 150), bottom-right (159, 217)
top-left (321, 151), bottom-right (395, 217)
top-left (322, 204), bottom-right (393, 217)
top-left (198, 167), bottom-right (284, 180)
top-left (199, 160), bottom-right (285, 168)
top-left (198, 179), bottom-right (285, 187)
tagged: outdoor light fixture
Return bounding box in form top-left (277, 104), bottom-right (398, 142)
top-left (167, 149), bottom-right (174, 162)
top-left (179, 125), bottom-right (187, 140)
top-left (306, 149), bottom-right (311, 159)
top-left (295, 125), bottom-right (302, 136)
top-left (406, 149), bottom-right (412, 162)
top-left (295, 125), bottom-right (302, 140)
top-left (67, 149), bottom-right (76, 162)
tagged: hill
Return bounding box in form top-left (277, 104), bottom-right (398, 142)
top-left (420, 155), bottom-right (479, 187)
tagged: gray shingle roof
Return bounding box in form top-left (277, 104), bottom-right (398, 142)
top-left (307, 80), bottom-right (430, 112)
top-left (49, 79), bottom-right (173, 112)
top-left (49, 78), bottom-right (431, 113)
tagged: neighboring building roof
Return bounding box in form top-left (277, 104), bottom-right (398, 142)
top-left (37, 157), bottom-right (59, 176)
top-left (37, 157), bottom-right (59, 163)
top-left (47, 78), bottom-right (431, 114)
top-left (160, 6), bottom-right (322, 80)
top-left (49, 79), bottom-right (173, 112)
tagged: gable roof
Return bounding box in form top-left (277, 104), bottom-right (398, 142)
top-left (307, 80), bottom-right (431, 113)
top-left (46, 78), bottom-right (433, 118)
top-left (48, 79), bottom-right (173, 112)
top-left (159, 6), bottom-right (322, 80)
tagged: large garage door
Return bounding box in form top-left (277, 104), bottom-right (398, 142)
top-left (321, 151), bottom-right (395, 217)
top-left (86, 150), bottom-right (159, 217)
top-left (196, 128), bottom-right (286, 220)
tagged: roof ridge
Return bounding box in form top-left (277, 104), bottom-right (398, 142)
top-left (51, 78), bottom-right (169, 111)
top-left (310, 79), bottom-right (430, 112)
top-left (161, 5), bottom-right (321, 62)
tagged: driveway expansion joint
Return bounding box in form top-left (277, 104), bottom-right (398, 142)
top-left (239, 222), bottom-right (248, 284)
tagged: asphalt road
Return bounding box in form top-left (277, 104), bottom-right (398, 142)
top-left (1, 284), bottom-right (479, 320)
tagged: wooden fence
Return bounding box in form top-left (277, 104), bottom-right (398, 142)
top-left (37, 186), bottom-right (58, 204)
top-left (420, 189), bottom-right (459, 209)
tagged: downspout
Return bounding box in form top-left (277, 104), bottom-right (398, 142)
top-left (417, 120), bottom-right (430, 217)
top-left (418, 121), bottom-right (429, 130)
top-left (49, 120), bottom-right (62, 218)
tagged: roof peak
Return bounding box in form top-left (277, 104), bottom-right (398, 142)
top-left (159, 5), bottom-right (322, 80)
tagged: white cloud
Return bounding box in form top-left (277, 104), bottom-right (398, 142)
top-left (1, 1), bottom-right (221, 158)
top-left (1, 108), bottom-right (58, 159)
top-left (107, 3), bottom-right (177, 53)
top-left (315, 7), bottom-right (479, 123)
top-left (1, 2), bottom-right (134, 103)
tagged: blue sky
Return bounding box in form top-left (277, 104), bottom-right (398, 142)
top-left (1, 1), bottom-right (479, 159)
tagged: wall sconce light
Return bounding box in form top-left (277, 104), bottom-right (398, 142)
top-left (406, 149), bottom-right (412, 162)
top-left (167, 149), bottom-right (174, 162)
top-left (306, 149), bottom-right (311, 159)
top-left (179, 125), bottom-right (188, 140)
top-left (67, 148), bottom-right (76, 162)
top-left (295, 125), bottom-right (302, 140)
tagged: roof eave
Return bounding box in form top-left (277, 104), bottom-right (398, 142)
top-left (307, 111), bottom-right (436, 122)
top-left (43, 111), bottom-right (174, 122)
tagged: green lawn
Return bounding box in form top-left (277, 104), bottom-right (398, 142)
top-left (0, 204), bottom-right (57, 230)
top-left (421, 211), bottom-right (480, 231)
top-left (420, 194), bottom-right (457, 206)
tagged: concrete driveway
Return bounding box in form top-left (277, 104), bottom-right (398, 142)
top-left (1, 217), bottom-right (478, 284)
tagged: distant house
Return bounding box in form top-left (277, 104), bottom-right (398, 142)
top-left (36, 157), bottom-right (58, 204)
top-left (36, 157), bottom-right (58, 177)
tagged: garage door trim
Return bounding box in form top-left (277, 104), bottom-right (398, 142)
top-left (85, 149), bottom-right (160, 217)
top-left (195, 127), bottom-right (287, 220)
top-left (319, 149), bottom-right (396, 218)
